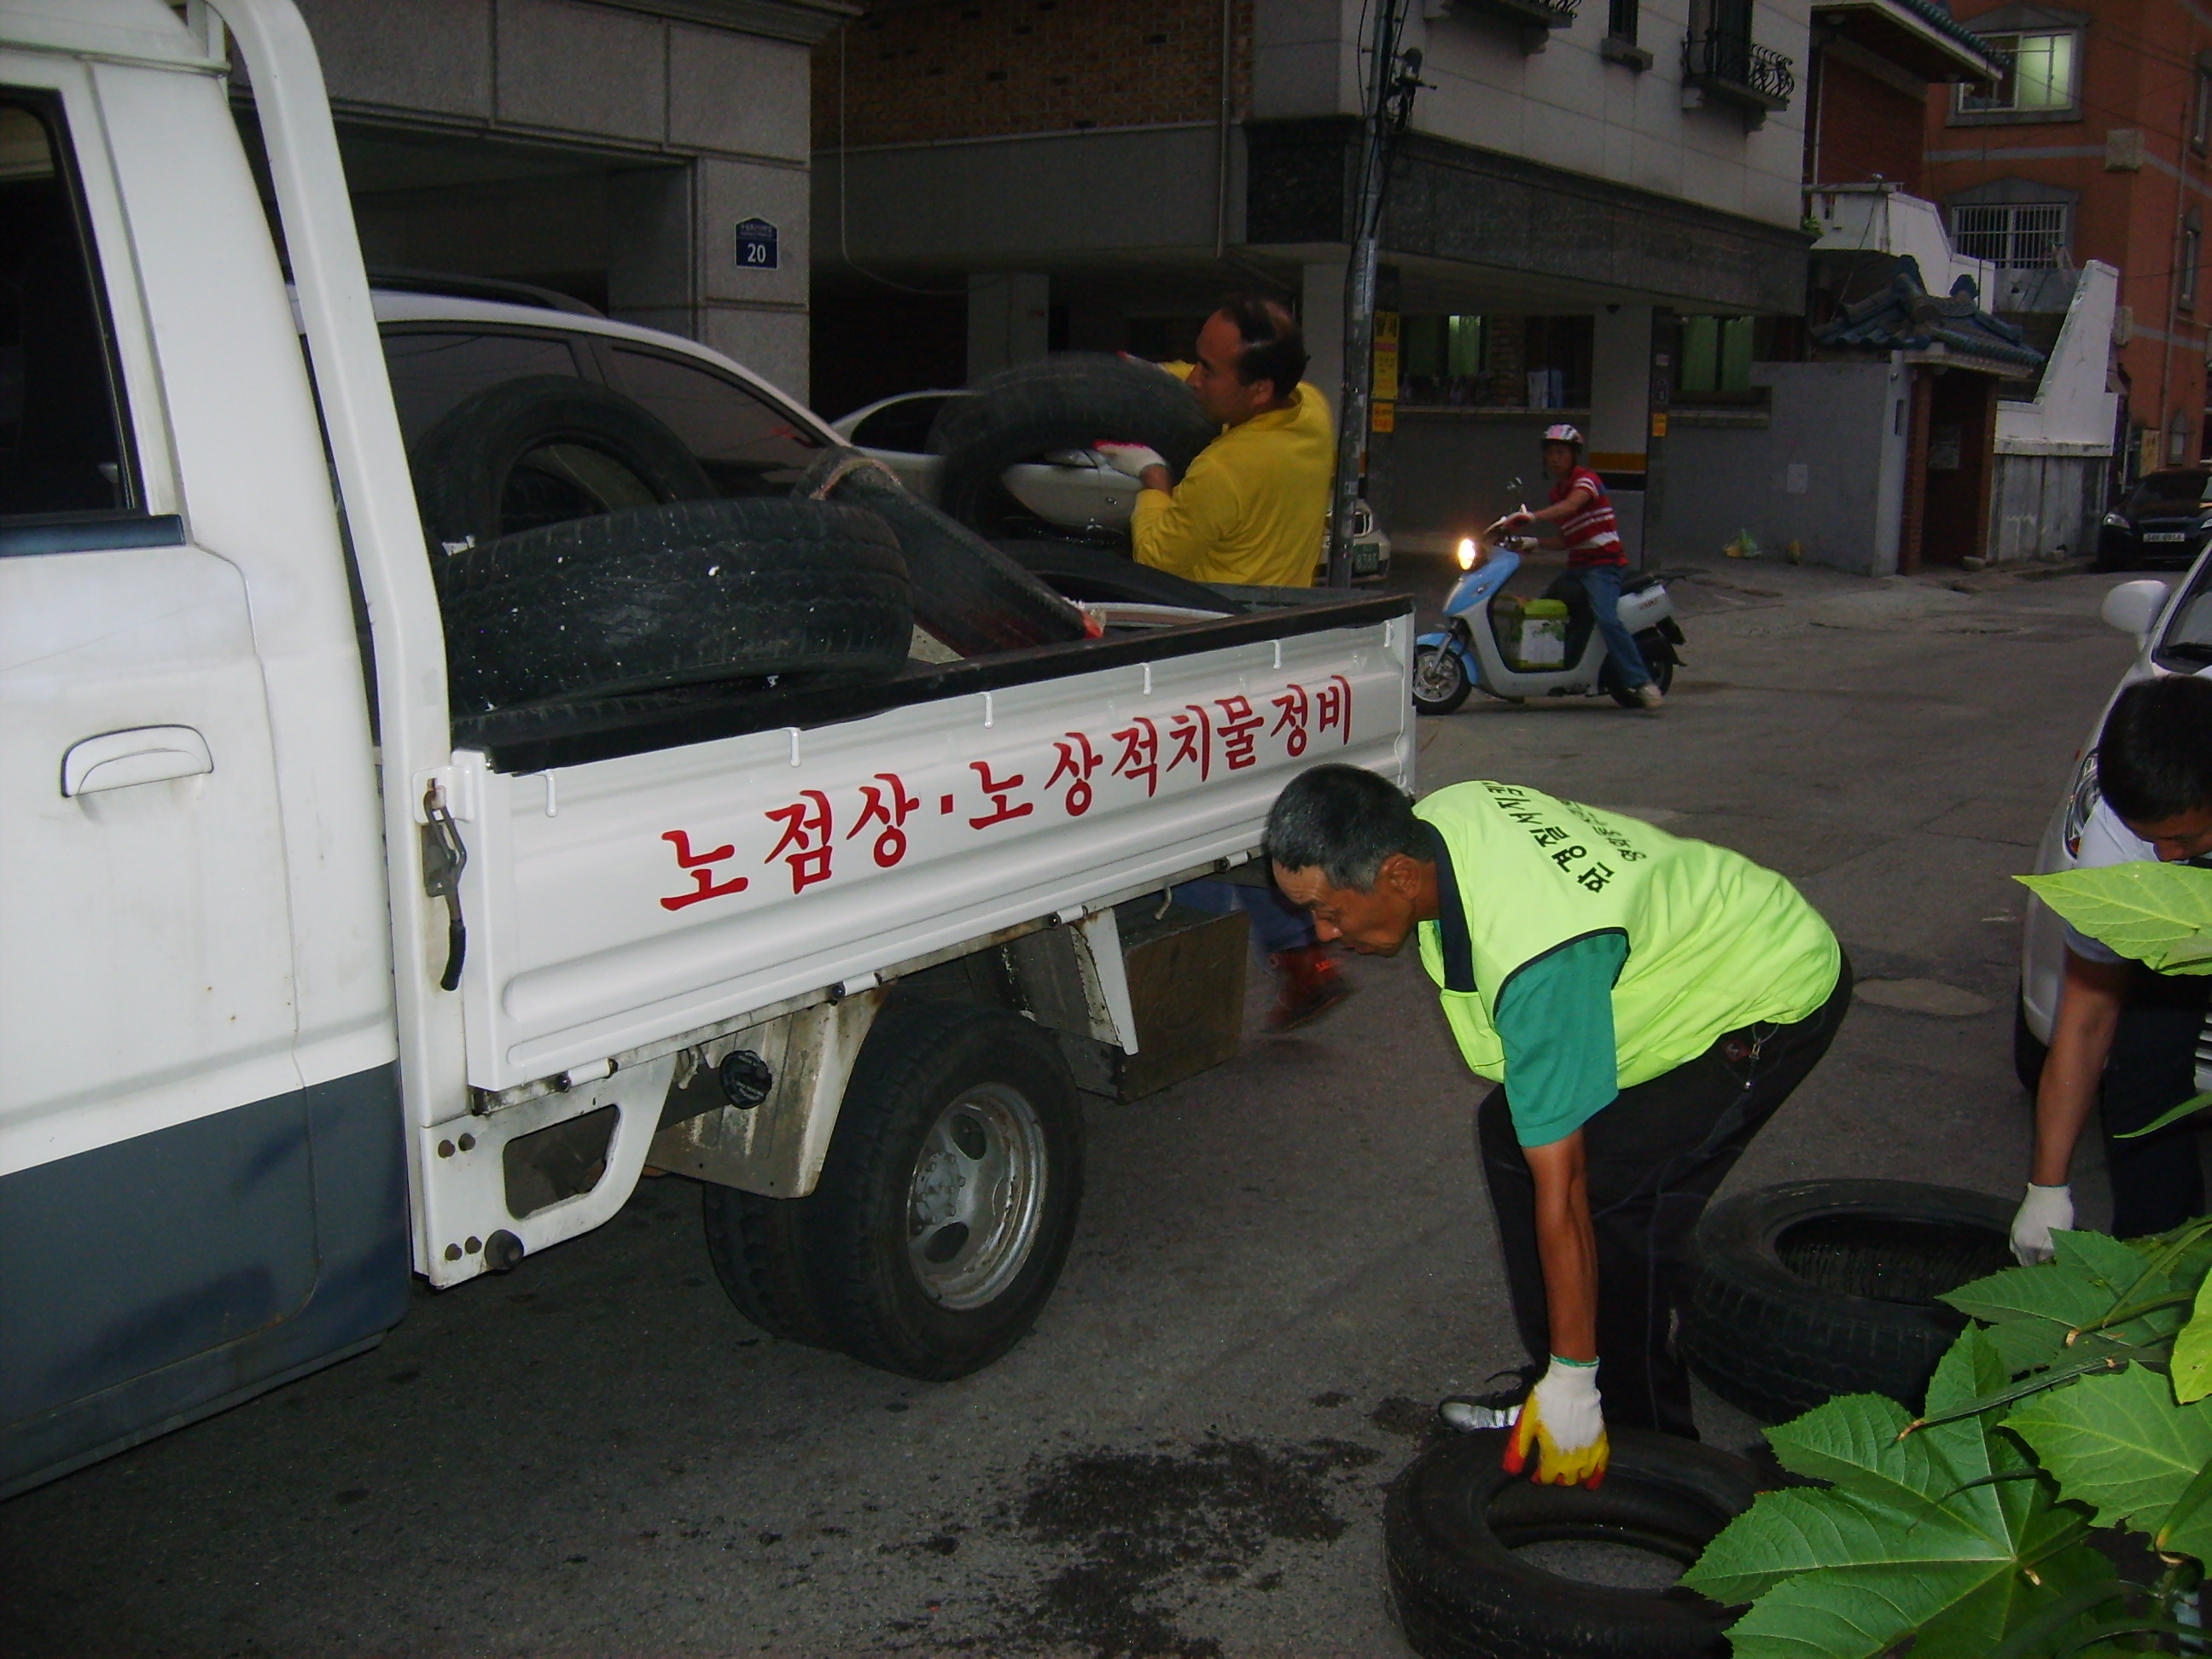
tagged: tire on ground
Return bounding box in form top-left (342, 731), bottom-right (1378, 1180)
top-left (800, 1001), bottom-right (1085, 1381)
top-left (410, 375), bottom-right (717, 553)
top-left (994, 540), bottom-right (1238, 613)
top-left (928, 353), bottom-right (1216, 538)
top-left (1602, 633), bottom-right (1678, 707)
top-left (795, 449), bottom-right (1088, 655)
top-left (436, 497), bottom-right (911, 713)
top-left (1679, 1179), bottom-right (2016, 1425)
top-left (1384, 1426), bottom-right (1762, 1659)
top-left (702, 1185), bottom-right (840, 1350)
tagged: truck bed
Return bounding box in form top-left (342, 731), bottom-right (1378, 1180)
top-left (450, 596), bottom-right (1413, 1093)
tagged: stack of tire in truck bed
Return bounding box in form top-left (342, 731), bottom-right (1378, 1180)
top-left (1382, 1179), bottom-right (2017, 1659)
top-left (412, 355), bottom-right (1233, 729)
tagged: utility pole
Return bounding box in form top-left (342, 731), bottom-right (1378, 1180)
top-left (1325, 3), bottom-right (1423, 587)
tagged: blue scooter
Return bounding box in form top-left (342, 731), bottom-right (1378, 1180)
top-left (1412, 532), bottom-right (1683, 716)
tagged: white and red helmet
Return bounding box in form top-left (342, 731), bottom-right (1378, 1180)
top-left (1541, 423), bottom-right (1584, 447)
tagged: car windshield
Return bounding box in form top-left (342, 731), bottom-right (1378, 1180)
top-left (2126, 472), bottom-right (2212, 513)
top-left (849, 394), bottom-right (955, 453)
top-left (2155, 554), bottom-right (2212, 668)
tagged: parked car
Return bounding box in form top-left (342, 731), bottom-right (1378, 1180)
top-left (833, 387), bottom-right (1396, 581)
top-left (2018, 558), bottom-right (2212, 1078)
top-left (0, 3), bottom-right (1412, 1499)
top-left (2096, 467), bottom-right (2212, 571)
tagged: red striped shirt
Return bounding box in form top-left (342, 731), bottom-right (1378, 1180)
top-left (1552, 467), bottom-right (1624, 568)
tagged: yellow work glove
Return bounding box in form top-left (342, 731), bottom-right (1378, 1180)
top-left (1502, 1356), bottom-right (1609, 1488)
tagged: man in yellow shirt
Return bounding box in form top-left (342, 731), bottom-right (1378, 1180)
top-left (1097, 295), bottom-right (1336, 589)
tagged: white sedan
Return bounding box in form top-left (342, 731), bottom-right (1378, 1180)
top-left (832, 389), bottom-right (1394, 581)
top-left (2019, 563), bottom-right (2212, 1073)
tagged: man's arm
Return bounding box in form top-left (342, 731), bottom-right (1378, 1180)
top-left (1523, 1132), bottom-right (1598, 1360)
top-left (1130, 447), bottom-right (1239, 578)
top-left (2032, 949), bottom-right (2128, 1187)
top-left (1506, 484), bottom-right (1592, 530)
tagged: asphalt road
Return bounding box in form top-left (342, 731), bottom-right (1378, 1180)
top-left (0, 557), bottom-right (2150, 1658)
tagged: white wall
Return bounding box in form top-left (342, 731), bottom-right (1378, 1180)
top-left (1998, 261), bottom-right (2120, 457)
top-left (1254, 0), bottom-right (1812, 235)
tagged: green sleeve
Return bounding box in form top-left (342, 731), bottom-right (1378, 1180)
top-left (1496, 932), bottom-right (1628, 1147)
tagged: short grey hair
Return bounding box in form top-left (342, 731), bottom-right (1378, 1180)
top-left (1264, 764), bottom-right (1426, 891)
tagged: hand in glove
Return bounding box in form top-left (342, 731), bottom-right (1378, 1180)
top-left (1502, 1356), bottom-right (1608, 1488)
top-left (1095, 442), bottom-right (1167, 482)
top-left (2011, 1183), bottom-right (2074, 1265)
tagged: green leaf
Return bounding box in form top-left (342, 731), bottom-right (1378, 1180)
top-left (2006, 1363), bottom-right (2212, 1563)
top-left (2172, 1267), bottom-right (2212, 1405)
top-left (1691, 1333), bottom-right (2108, 1659)
top-left (2017, 864), bottom-right (2212, 975)
top-left (2111, 1089), bottom-right (2212, 1140)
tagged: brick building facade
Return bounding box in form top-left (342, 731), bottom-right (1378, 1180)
top-left (1923, 0), bottom-right (2211, 471)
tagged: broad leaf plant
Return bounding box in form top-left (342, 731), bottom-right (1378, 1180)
top-left (1679, 863), bottom-right (2212, 1656)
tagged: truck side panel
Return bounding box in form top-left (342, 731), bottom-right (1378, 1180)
top-left (452, 618), bottom-right (1408, 1094)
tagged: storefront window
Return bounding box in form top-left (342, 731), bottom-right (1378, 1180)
top-left (1679, 316), bottom-right (1754, 393)
top-left (1399, 313), bottom-right (1489, 405)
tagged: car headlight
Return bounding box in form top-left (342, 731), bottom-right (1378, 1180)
top-left (2104, 512), bottom-right (2131, 529)
top-left (2062, 748), bottom-right (2099, 859)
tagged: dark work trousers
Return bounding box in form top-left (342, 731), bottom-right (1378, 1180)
top-left (1477, 954), bottom-right (1854, 1441)
top-left (2100, 964), bottom-right (2212, 1237)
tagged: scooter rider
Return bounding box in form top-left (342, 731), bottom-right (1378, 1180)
top-left (1266, 765), bottom-right (1848, 1484)
top-left (1498, 427), bottom-right (1662, 711)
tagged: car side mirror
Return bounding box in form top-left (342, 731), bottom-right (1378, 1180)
top-left (2102, 579), bottom-right (2171, 638)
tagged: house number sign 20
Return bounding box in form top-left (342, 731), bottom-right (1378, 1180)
top-left (735, 218), bottom-right (779, 270)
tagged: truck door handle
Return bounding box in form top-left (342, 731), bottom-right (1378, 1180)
top-left (61, 726), bottom-right (212, 796)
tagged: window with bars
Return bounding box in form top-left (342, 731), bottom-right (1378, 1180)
top-left (1951, 202), bottom-right (2069, 269)
top-left (1609, 0), bottom-right (1638, 44)
top-left (1956, 31), bottom-right (2078, 114)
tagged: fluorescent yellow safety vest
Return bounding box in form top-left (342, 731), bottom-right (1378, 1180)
top-left (1412, 782), bottom-right (1840, 1090)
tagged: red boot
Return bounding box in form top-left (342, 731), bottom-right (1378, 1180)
top-left (1267, 944), bottom-right (1353, 1032)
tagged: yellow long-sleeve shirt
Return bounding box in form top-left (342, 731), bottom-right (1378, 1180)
top-left (1131, 372), bottom-right (1336, 589)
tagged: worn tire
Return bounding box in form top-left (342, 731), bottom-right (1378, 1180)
top-left (801, 1003), bottom-right (1084, 1381)
top-left (436, 497), bottom-right (911, 713)
top-left (995, 539), bottom-right (1238, 613)
top-left (1681, 1179), bottom-right (2017, 1424)
top-left (1385, 1427), bottom-right (1762, 1659)
top-left (928, 353), bottom-right (1216, 538)
top-left (410, 375), bottom-right (717, 552)
top-left (701, 1185), bottom-right (839, 1349)
top-left (796, 450), bottom-right (1087, 655)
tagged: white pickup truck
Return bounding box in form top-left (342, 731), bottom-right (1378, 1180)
top-left (0, 0), bottom-right (1412, 1497)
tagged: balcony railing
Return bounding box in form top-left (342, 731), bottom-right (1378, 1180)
top-left (1445, 0), bottom-right (1579, 52)
top-left (1682, 28), bottom-right (1796, 110)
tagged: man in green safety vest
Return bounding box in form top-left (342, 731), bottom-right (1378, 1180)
top-left (1266, 765), bottom-right (1848, 1487)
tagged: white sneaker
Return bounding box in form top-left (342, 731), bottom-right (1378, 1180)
top-left (1439, 1397), bottom-right (1522, 1432)
top-left (1634, 682), bottom-right (1665, 710)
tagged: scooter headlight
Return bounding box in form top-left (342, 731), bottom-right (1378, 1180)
top-left (2063, 748), bottom-right (2099, 859)
top-left (1456, 536), bottom-right (1478, 570)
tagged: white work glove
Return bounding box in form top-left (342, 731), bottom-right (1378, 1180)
top-left (1503, 1357), bottom-right (1608, 1487)
top-left (2011, 1183), bottom-right (2074, 1265)
top-left (1094, 442), bottom-right (1167, 480)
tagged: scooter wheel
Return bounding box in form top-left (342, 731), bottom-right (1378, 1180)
top-left (1412, 643), bottom-right (1472, 716)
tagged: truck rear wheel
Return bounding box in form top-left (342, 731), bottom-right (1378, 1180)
top-left (701, 1185), bottom-right (839, 1350)
top-left (805, 1003), bottom-right (1084, 1380)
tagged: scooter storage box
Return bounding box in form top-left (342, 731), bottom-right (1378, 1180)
top-left (1516, 599), bottom-right (1569, 667)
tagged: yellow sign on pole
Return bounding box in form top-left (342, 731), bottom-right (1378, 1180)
top-left (1371, 400), bottom-right (1396, 434)
top-left (1372, 311), bottom-right (1400, 403)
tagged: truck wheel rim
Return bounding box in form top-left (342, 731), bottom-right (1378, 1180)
top-left (906, 1084), bottom-right (1049, 1311)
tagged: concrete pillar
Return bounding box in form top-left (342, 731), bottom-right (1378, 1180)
top-left (1589, 305), bottom-right (1653, 560)
top-left (1588, 306), bottom-right (1653, 462)
top-left (968, 273), bottom-right (1051, 381)
top-left (692, 154), bottom-right (812, 401)
top-left (1301, 260), bottom-right (1347, 417)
